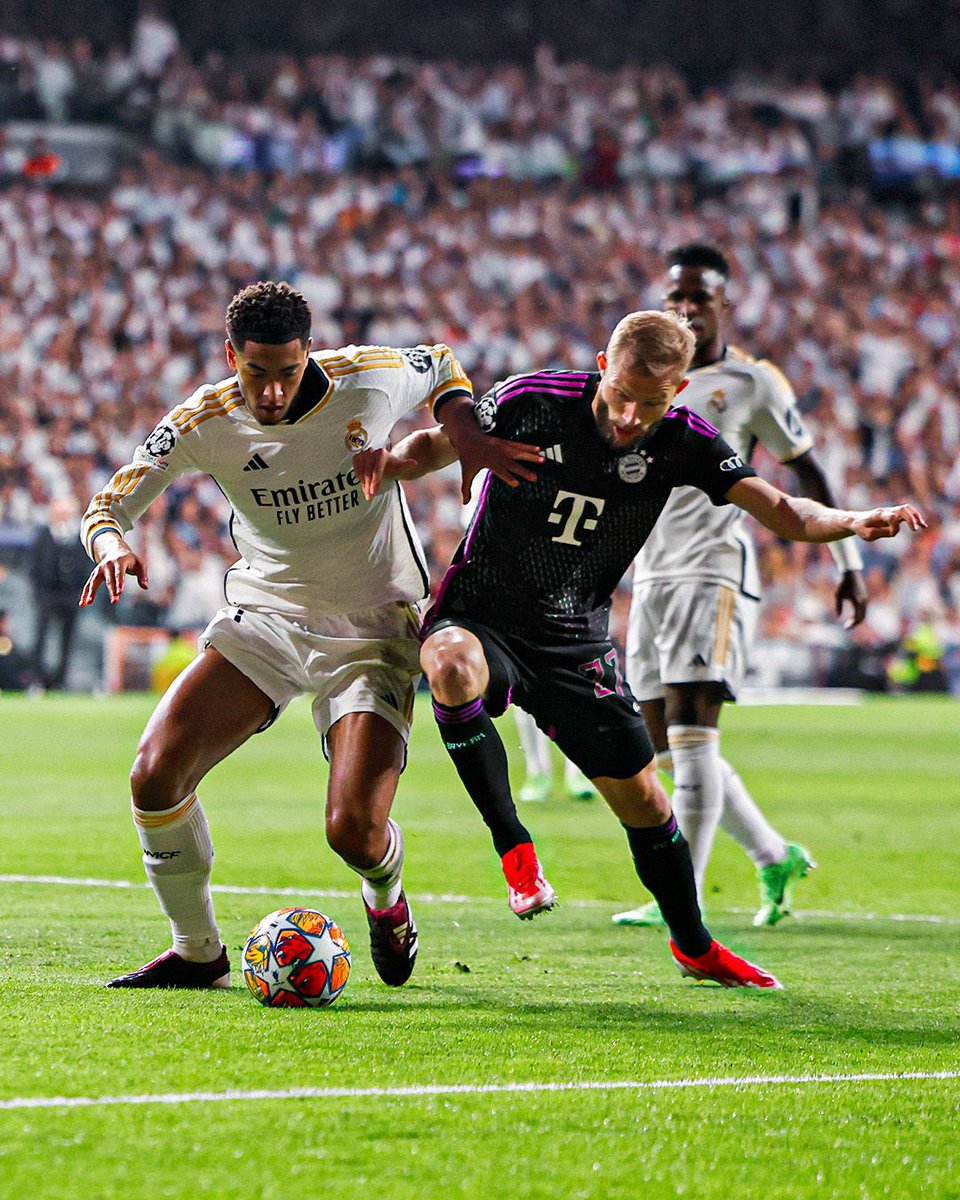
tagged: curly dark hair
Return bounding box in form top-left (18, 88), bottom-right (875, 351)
top-left (225, 281), bottom-right (312, 349)
top-left (665, 242), bottom-right (731, 279)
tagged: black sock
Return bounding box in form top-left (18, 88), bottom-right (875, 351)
top-left (624, 817), bottom-right (711, 957)
top-left (433, 698), bottom-right (531, 856)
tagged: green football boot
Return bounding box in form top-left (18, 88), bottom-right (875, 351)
top-left (518, 772), bottom-right (552, 803)
top-left (611, 900), bottom-right (666, 927)
top-left (564, 765), bottom-right (598, 802)
top-left (753, 842), bottom-right (816, 927)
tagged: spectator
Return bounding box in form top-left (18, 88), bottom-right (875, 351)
top-left (28, 495), bottom-right (92, 690)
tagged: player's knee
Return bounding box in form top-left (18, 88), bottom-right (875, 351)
top-left (636, 761), bottom-right (671, 819)
top-left (129, 740), bottom-right (194, 811)
top-left (325, 803), bottom-right (381, 867)
top-left (420, 634), bottom-right (484, 703)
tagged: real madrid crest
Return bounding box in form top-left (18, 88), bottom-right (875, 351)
top-left (617, 452), bottom-right (649, 483)
top-left (345, 419), bottom-right (369, 452)
top-left (708, 389), bottom-right (727, 413)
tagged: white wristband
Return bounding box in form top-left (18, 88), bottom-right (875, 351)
top-left (829, 538), bottom-right (864, 573)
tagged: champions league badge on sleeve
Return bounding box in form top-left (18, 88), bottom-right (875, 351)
top-left (617, 452), bottom-right (650, 483)
top-left (475, 392), bottom-right (497, 431)
top-left (399, 346), bottom-right (433, 374)
top-left (136, 422), bottom-right (178, 466)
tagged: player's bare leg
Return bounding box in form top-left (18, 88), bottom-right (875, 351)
top-left (325, 712), bottom-right (418, 985)
top-left (421, 626), bottom-right (555, 918)
top-left (109, 647), bottom-right (275, 988)
top-left (595, 764), bottom-right (780, 988)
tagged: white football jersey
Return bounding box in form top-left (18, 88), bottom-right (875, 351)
top-left (632, 346), bottom-right (813, 597)
top-left (82, 344), bottom-right (472, 619)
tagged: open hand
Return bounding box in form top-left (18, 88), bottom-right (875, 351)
top-left (853, 504), bottom-right (927, 541)
top-left (834, 570), bottom-right (868, 630)
top-left (455, 431), bottom-right (544, 504)
top-left (79, 544), bottom-right (148, 606)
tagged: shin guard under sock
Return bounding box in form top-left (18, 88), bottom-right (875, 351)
top-left (433, 698), bottom-right (531, 855)
top-left (133, 792), bottom-right (221, 962)
top-left (624, 816), bottom-right (711, 957)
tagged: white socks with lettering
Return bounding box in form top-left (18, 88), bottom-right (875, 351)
top-left (353, 817), bottom-right (405, 911)
top-left (132, 792), bottom-right (222, 963)
top-left (660, 736), bottom-right (790, 877)
top-left (666, 725), bottom-right (723, 895)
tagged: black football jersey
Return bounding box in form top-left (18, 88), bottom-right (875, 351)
top-left (433, 370), bottom-right (756, 641)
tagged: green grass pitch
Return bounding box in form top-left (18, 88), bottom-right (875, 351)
top-left (0, 692), bottom-right (957, 1198)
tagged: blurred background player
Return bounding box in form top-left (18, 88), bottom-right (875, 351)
top-left (78, 280), bottom-right (539, 992)
top-left (613, 243), bottom-right (868, 930)
top-left (514, 707), bottom-right (599, 802)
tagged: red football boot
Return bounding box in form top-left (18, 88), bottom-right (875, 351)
top-left (501, 842), bottom-right (557, 919)
top-left (670, 939), bottom-right (782, 989)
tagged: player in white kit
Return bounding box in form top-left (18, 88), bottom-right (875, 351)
top-left (613, 244), bottom-right (868, 929)
top-left (79, 281), bottom-right (541, 990)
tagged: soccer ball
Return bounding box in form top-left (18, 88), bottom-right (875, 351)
top-left (242, 907), bottom-right (351, 1008)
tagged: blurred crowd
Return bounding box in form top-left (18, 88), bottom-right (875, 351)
top-left (1, 15), bottom-right (959, 693)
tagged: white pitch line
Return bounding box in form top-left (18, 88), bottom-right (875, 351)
top-left (1, 1070), bottom-right (957, 1112)
top-left (1, 874), bottom-right (959, 925)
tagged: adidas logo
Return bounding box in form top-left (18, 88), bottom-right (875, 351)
top-left (381, 692), bottom-right (399, 711)
top-left (242, 453), bottom-right (269, 472)
top-left (543, 444), bottom-right (564, 463)
top-left (690, 653), bottom-right (707, 667)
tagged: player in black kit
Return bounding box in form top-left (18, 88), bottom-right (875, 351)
top-left (358, 310), bottom-right (924, 989)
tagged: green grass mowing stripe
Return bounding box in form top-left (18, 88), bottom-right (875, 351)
top-left (3, 1068), bottom-right (958, 1109)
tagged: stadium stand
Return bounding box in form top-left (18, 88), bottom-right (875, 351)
top-left (1, 24), bottom-right (958, 692)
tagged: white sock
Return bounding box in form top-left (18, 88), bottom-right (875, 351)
top-left (133, 792), bottom-right (221, 963)
top-left (666, 725), bottom-right (723, 896)
top-left (718, 758), bottom-right (788, 868)
top-left (355, 817), bottom-right (405, 911)
top-left (514, 708), bottom-right (551, 776)
top-left (563, 758), bottom-right (592, 789)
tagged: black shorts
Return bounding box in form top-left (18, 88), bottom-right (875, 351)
top-left (424, 615), bottom-right (655, 780)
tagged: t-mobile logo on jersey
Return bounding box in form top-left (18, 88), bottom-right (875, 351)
top-left (547, 490), bottom-right (605, 546)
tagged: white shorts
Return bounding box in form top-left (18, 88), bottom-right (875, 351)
top-left (626, 580), bottom-right (759, 702)
top-left (201, 602), bottom-right (423, 743)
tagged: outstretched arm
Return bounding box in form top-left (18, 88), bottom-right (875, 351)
top-left (353, 429), bottom-right (459, 500)
top-left (727, 476), bottom-right (926, 543)
top-left (355, 403), bottom-right (545, 502)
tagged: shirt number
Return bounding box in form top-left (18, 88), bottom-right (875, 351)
top-left (578, 648), bottom-right (624, 699)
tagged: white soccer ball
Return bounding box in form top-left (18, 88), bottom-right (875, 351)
top-left (242, 907), bottom-right (351, 1008)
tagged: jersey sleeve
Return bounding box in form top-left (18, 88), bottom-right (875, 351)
top-left (749, 359), bottom-right (815, 462)
top-left (468, 374), bottom-right (530, 437)
top-left (387, 344), bottom-right (473, 422)
top-left (80, 414), bottom-right (194, 558)
top-left (676, 428), bottom-right (757, 505)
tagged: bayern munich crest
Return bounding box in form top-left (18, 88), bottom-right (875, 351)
top-left (617, 452), bottom-right (649, 483)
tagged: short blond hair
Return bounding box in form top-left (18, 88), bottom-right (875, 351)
top-left (605, 310), bottom-right (695, 382)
